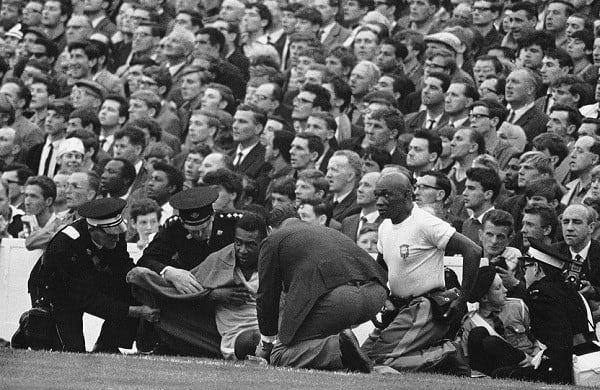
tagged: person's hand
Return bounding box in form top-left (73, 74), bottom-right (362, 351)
top-left (495, 266), bottom-right (520, 290)
top-left (163, 268), bottom-right (203, 294)
top-left (579, 279), bottom-right (596, 298)
top-left (208, 286), bottom-right (255, 305)
top-left (518, 354), bottom-right (533, 367)
top-left (129, 305), bottom-right (160, 322)
top-left (255, 340), bottom-right (274, 363)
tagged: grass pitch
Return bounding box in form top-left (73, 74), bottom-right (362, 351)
top-left (0, 347), bottom-right (584, 390)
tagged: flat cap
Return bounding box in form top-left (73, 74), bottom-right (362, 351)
top-left (73, 79), bottom-right (105, 99)
top-left (170, 187), bottom-right (219, 229)
top-left (425, 32), bottom-right (464, 54)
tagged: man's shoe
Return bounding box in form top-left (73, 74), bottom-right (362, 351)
top-left (339, 329), bottom-right (372, 373)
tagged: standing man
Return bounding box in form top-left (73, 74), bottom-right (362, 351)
top-left (341, 171), bottom-right (381, 241)
top-left (315, 0), bottom-right (349, 48)
top-left (21, 198), bottom-right (159, 352)
top-left (256, 218), bottom-right (387, 371)
top-left (505, 68), bottom-right (548, 143)
top-left (562, 136), bottom-right (600, 206)
top-left (232, 104), bottom-right (267, 180)
top-left (406, 130), bottom-right (441, 177)
top-left (362, 172), bottom-right (481, 373)
top-left (404, 72), bottom-right (451, 133)
top-left (445, 82), bottom-right (478, 128)
top-left (326, 150), bottom-right (362, 221)
top-left (461, 167), bottom-right (502, 246)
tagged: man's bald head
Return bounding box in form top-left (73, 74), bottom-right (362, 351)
top-left (377, 172), bottom-right (412, 192)
top-left (564, 204), bottom-right (597, 224)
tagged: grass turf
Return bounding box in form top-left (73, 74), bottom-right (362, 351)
top-left (0, 347), bottom-right (584, 390)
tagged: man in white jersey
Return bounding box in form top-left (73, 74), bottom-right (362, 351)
top-left (362, 172), bottom-right (481, 373)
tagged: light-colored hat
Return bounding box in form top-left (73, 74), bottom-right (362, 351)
top-left (57, 138), bottom-right (85, 157)
top-left (425, 32), bottom-right (465, 54)
top-left (5, 24), bottom-right (22, 40)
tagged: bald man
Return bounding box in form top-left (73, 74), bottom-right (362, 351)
top-left (361, 172), bottom-right (481, 373)
top-left (504, 68), bottom-right (548, 142)
top-left (552, 204), bottom-right (600, 320)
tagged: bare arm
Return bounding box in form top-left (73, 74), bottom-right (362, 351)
top-left (445, 232), bottom-right (482, 301)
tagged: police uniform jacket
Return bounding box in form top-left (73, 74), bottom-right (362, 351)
top-left (526, 277), bottom-right (593, 383)
top-left (29, 218), bottom-right (135, 320)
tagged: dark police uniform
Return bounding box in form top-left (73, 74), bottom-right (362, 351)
top-left (138, 188), bottom-right (240, 274)
top-left (524, 241), bottom-right (600, 384)
top-left (26, 198), bottom-right (138, 352)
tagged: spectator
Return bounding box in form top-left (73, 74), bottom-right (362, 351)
top-left (21, 175), bottom-right (57, 237)
top-left (129, 197), bottom-right (162, 250)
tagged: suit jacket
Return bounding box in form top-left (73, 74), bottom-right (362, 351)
top-left (157, 104), bottom-right (183, 140)
top-left (321, 22), bottom-right (351, 49)
top-left (553, 240), bottom-right (600, 295)
top-left (227, 49), bottom-right (250, 81)
top-left (94, 16), bottom-right (118, 39)
top-left (25, 139), bottom-right (60, 175)
top-left (317, 147), bottom-right (335, 174)
top-left (233, 143), bottom-right (266, 179)
top-left (341, 213), bottom-right (383, 242)
top-left (130, 164), bottom-right (150, 195)
top-left (256, 220), bottom-right (387, 344)
top-left (514, 105), bottom-right (549, 143)
top-left (332, 190), bottom-right (361, 221)
top-left (404, 110), bottom-right (450, 134)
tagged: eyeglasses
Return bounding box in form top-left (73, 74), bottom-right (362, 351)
top-left (3, 179), bottom-right (20, 185)
top-left (29, 52), bottom-right (47, 59)
top-left (133, 32), bottom-right (152, 38)
top-left (374, 1), bottom-right (389, 6)
top-left (469, 113), bottom-right (490, 120)
top-left (23, 7), bottom-right (42, 13)
top-left (139, 79), bottom-right (157, 87)
top-left (472, 6), bottom-right (491, 12)
top-left (424, 62), bottom-right (446, 70)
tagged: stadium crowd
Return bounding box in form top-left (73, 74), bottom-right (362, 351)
top-left (1, 0), bottom-right (600, 384)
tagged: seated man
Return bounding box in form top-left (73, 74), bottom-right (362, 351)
top-left (460, 266), bottom-right (543, 378)
top-left (19, 198), bottom-right (158, 352)
top-left (128, 213), bottom-right (267, 359)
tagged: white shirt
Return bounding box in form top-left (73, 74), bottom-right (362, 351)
top-left (256, 28), bottom-right (284, 44)
top-left (580, 103), bottom-right (599, 118)
top-left (378, 205), bottom-right (456, 298)
top-left (569, 240), bottom-right (591, 261)
top-left (449, 116), bottom-right (469, 128)
top-left (134, 160), bottom-right (143, 174)
top-left (468, 206), bottom-right (495, 223)
top-left (38, 138), bottom-right (63, 177)
top-left (320, 22), bottom-right (336, 43)
top-left (168, 61), bottom-right (186, 77)
top-left (507, 102), bottom-right (535, 124)
top-left (160, 202), bottom-right (173, 225)
top-left (425, 111), bottom-right (444, 129)
top-left (91, 15), bottom-right (106, 28)
top-left (233, 142), bottom-right (259, 166)
top-left (357, 209), bottom-right (379, 236)
top-left (333, 188), bottom-right (353, 204)
top-left (99, 133), bottom-right (114, 153)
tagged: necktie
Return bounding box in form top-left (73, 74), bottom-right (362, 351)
top-left (99, 137), bottom-right (106, 148)
top-left (43, 143), bottom-right (54, 176)
top-left (507, 110), bottom-right (515, 124)
top-left (234, 152), bottom-right (244, 169)
top-left (427, 119), bottom-right (435, 130)
top-left (267, 35), bottom-right (272, 44)
top-left (596, 109), bottom-right (600, 120)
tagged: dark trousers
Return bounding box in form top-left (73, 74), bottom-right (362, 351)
top-left (271, 281), bottom-right (387, 370)
top-left (53, 308), bottom-right (138, 352)
top-left (467, 327), bottom-right (525, 376)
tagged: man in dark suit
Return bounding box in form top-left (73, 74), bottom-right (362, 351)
top-left (327, 150), bottom-right (362, 221)
top-left (505, 68), bottom-right (548, 143)
top-left (84, 0), bottom-right (117, 38)
top-left (341, 172), bottom-right (382, 241)
top-left (231, 104), bottom-right (267, 180)
top-left (256, 217), bottom-right (387, 371)
top-left (404, 72), bottom-right (452, 133)
top-left (315, 0), bottom-right (350, 48)
top-left (552, 205), bottom-right (600, 319)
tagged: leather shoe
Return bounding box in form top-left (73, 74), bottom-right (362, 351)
top-left (339, 329), bottom-right (372, 373)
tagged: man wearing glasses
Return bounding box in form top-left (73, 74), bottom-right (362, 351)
top-left (469, 99), bottom-right (509, 155)
top-left (471, 1), bottom-right (503, 54)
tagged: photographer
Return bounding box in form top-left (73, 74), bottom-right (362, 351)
top-left (479, 210), bottom-right (526, 300)
top-left (552, 204), bottom-right (600, 322)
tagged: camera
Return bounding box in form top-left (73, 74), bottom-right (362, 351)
top-left (491, 256), bottom-right (508, 270)
top-left (563, 256), bottom-right (585, 290)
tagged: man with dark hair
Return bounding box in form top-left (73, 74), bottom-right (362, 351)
top-left (532, 132), bottom-right (570, 185)
top-left (84, 0), bottom-right (116, 38)
top-left (516, 30), bottom-right (556, 72)
top-left (41, 0), bottom-right (72, 51)
top-left (100, 157), bottom-right (136, 198)
top-left (396, 0), bottom-right (440, 36)
top-left (562, 135), bottom-right (600, 205)
top-left (203, 168), bottom-right (244, 212)
top-left (405, 72), bottom-right (451, 133)
top-left (174, 10), bottom-right (203, 33)
top-left (470, 99), bottom-right (509, 156)
top-left (545, 103), bottom-right (581, 147)
top-left (472, 55), bottom-right (503, 88)
top-left (341, 171), bottom-right (381, 241)
top-left (257, 129), bottom-right (294, 203)
top-left (414, 170), bottom-right (461, 228)
top-left (521, 204), bottom-right (558, 248)
top-left (1, 163), bottom-right (34, 211)
top-left (22, 175), bottom-right (57, 235)
top-left (406, 130), bottom-right (442, 176)
top-left (363, 107), bottom-right (406, 166)
top-left (445, 82), bottom-right (479, 128)
top-left (537, 48), bottom-right (573, 115)
top-left (545, 0), bottom-right (573, 50)
top-left (289, 132), bottom-right (324, 174)
top-left (98, 94), bottom-right (128, 155)
top-left (291, 83), bottom-right (331, 132)
top-left (28, 75), bottom-right (60, 131)
top-left (315, 0), bottom-right (350, 48)
top-left (294, 7), bottom-right (322, 39)
top-left (241, 3), bottom-right (272, 56)
top-left (231, 104), bottom-right (267, 180)
top-left (503, 2), bottom-right (538, 50)
top-left (142, 161), bottom-right (184, 223)
top-left (113, 125), bottom-right (148, 194)
top-left (461, 167), bottom-right (502, 245)
top-left (472, 1), bottom-right (503, 54)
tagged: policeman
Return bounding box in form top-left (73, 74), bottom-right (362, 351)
top-left (522, 239), bottom-right (600, 384)
top-left (25, 198), bottom-right (159, 352)
top-left (137, 187), bottom-right (239, 294)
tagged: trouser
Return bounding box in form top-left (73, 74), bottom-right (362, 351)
top-left (467, 327), bottom-right (525, 376)
top-left (361, 296), bottom-right (463, 373)
top-left (271, 281), bottom-right (387, 370)
top-left (53, 308), bottom-right (138, 352)
top-left (133, 286), bottom-right (222, 358)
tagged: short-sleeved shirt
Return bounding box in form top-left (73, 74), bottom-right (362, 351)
top-left (378, 205), bottom-right (456, 298)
